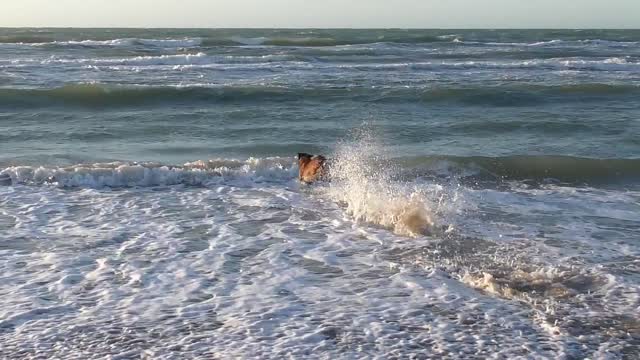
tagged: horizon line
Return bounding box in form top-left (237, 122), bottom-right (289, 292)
top-left (1, 27), bottom-right (640, 30)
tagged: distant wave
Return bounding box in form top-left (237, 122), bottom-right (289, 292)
top-left (8, 54), bottom-right (638, 73)
top-left (0, 37), bottom-right (203, 48)
top-left (44, 52), bottom-right (210, 66)
top-left (412, 83), bottom-right (640, 105)
top-left (29, 52), bottom-right (302, 67)
top-left (49, 39), bottom-right (136, 47)
top-left (2, 155), bottom-right (638, 188)
top-left (384, 83), bottom-right (640, 106)
top-left (136, 38), bottom-right (203, 47)
top-left (3, 35), bottom-right (637, 48)
top-left (337, 58), bottom-right (640, 72)
top-left (0, 36), bottom-right (440, 48)
top-left (1, 83), bottom-right (639, 108)
top-left (0, 84), bottom-right (318, 107)
top-left (223, 35), bottom-right (453, 47)
top-left (454, 39), bottom-right (639, 47)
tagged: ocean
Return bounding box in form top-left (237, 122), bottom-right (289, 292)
top-left (0, 28), bottom-right (639, 358)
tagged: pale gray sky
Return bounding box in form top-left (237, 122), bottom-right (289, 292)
top-left (2, 0), bottom-right (639, 28)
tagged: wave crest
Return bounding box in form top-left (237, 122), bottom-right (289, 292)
top-left (0, 158), bottom-right (297, 188)
top-left (2, 154), bottom-right (638, 189)
top-left (3, 82), bottom-right (639, 108)
top-left (403, 155), bottom-right (640, 184)
top-left (0, 37), bottom-right (203, 48)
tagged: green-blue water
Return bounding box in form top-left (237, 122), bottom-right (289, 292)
top-left (1, 29), bottom-right (639, 169)
top-left (0, 29), bottom-right (639, 358)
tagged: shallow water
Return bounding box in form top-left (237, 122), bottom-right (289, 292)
top-left (1, 29), bottom-right (639, 359)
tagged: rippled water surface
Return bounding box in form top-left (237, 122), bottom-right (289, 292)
top-left (1, 29), bottom-right (639, 359)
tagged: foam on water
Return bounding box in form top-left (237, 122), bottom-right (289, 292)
top-left (50, 39), bottom-right (136, 47)
top-left (1, 38), bottom-right (204, 48)
top-left (12, 54), bottom-right (639, 72)
top-left (40, 52), bottom-right (210, 66)
top-left (0, 158), bottom-right (297, 188)
top-left (335, 57), bottom-right (640, 72)
top-left (454, 38), bottom-right (639, 47)
top-left (1, 146), bottom-right (639, 357)
top-left (0, 183), bottom-right (580, 358)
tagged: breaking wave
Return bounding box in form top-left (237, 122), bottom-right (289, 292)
top-left (455, 39), bottom-right (639, 47)
top-left (2, 33), bottom-right (638, 48)
top-left (0, 158), bottom-right (297, 188)
top-left (12, 55), bottom-right (638, 72)
top-left (1, 153), bottom-right (638, 190)
top-left (0, 37), bottom-right (204, 48)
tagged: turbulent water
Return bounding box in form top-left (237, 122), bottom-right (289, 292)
top-left (1, 28), bottom-right (639, 359)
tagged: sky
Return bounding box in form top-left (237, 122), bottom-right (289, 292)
top-left (2, 0), bottom-right (639, 28)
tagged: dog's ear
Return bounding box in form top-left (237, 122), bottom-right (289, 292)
top-left (297, 153), bottom-right (312, 160)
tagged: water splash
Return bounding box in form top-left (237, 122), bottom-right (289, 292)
top-left (326, 126), bottom-right (434, 237)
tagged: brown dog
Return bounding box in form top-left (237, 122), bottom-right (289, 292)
top-left (297, 153), bottom-right (327, 183)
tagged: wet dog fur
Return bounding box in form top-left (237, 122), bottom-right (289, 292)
top-left (297, 153), bottom-right (328, 184)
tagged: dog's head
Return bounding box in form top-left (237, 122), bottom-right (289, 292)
top-left (297, 152), bottom-right (327, 183)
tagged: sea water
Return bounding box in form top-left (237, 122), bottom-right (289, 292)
top-left (1, 29), bottom-right (639, 358)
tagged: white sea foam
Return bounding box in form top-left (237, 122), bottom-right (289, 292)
top-left (42, 52), bottom-right (209, 66)
top-left (4, 174), bottom-right (629, 358)
top-left (453, 38), bottom-right (638, 47)
top-left (1, 152), bottom-right (638, 358)
top-left (3, 37), bottom-right (204, 48)
top-left (53, 39), bottom-right (136, 47)
top-left (7, 52), bottom-right (639, 74)
top-left (336, 58), bottom-right (640, 72)
top-left (30, 53), bottom-right (307, 71)
top-left (0, 158), bottom-right (297, 188)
